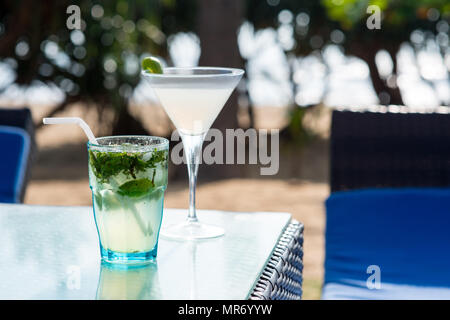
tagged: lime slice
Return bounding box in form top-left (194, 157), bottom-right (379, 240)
top-left (148, 187), bottom-right (164, 203)
top-left (102, 191), bottom-right (122, 211)
top-left (93, 191), bottom-right (103, 210)
top-left (142, 57), bottom-right (163, 74)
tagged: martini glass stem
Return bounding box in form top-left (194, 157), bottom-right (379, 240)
top-left (181, 133), bottom-right (205, 223)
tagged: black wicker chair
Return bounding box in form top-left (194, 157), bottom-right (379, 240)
top-left (330, 108), bottom-right (450, 192)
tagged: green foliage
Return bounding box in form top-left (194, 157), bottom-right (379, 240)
top-left (0, 0), bottom-right (196, 115)
top-left (245, 0), bottom-right (449, 55)
top-left (89, 149), bottom-right (167, 183)
top-left (245, 0), bottom-right (448, 111)
top-left (322, 0), bottom-right (449, 29)
top-left (322, 0), bottom-right (387, 29)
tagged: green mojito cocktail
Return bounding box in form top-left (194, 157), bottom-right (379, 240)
top-left (88, 136), bottom-right (168, 264)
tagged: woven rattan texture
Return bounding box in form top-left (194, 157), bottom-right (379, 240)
top-left (250, 220), bottom-right (303, 300)
top-left (330, 110), bottom-right (450, 192)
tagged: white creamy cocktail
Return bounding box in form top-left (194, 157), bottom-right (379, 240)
top-left (142, 66), bottom-right (244, 240)
top-left (154, 87), bottom-right (236, 135)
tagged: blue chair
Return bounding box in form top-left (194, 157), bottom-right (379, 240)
top-left (0, 125), bottom-right (31, 203)
top-left (323, 188), bottom-right (450, 299)
top-left (323, 109), bottom-right (450, 299)
top-left (0, 108), bottom-right (35, 203)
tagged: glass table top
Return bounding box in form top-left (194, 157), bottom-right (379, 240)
top-left (0, 204), bottom-right (291, 299)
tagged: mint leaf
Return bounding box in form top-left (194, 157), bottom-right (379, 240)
top-left (89, 149), bottom-right (167, 183)
top-left (118, 178), bottom-right (154, 198)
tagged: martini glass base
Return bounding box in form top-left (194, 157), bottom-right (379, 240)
top-left (160, 221), bottom-right (225, 240)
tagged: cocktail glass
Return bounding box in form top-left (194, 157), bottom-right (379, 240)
top-left (88, 135), bottom-right (169, 264)
top-left (142, 67), bottom-right (244, 240)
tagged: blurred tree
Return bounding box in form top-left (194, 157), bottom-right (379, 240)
top-left (0, 0), bottom-right (196, 134)
top-left (322, 0), bottom-right (449, 105)
top-left (245, 0), bottom-right (449, 106)
top-left (197, 0), bottom-right (243, 132)
top-left (1, 0), bottom-right (447, 138)
top-left (196, 0), bottom-right (245, 179)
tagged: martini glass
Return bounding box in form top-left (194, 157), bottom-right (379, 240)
top-left (142, 67), bottom-right (244, 240)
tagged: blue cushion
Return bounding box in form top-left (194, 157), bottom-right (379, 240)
top-left (323, 188), bottom-right (450, 299)
top-left (0, 125), bottom-right (30, 203)
top-left (323, 282), bottom-right (450, 300)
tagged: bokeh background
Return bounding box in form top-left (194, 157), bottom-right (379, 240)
top-left (0, 0), bottom-right (448, 298)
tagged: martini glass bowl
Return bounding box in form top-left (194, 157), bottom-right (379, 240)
top-left (142, 67), bottom-right (244, 240)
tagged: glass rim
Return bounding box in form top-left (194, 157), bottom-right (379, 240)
top-left (87, 135), bottom-right (169, 152)
top-left (141, 66), bottom-right (245, 79)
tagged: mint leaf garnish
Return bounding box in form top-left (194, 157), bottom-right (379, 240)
top-left (89, 149), bottom-right (167, 183)
top-left (118, 178), bottom-right (154, 198)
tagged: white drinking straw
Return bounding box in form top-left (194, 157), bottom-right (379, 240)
top-left (43, 117), bottom-right (98, 144)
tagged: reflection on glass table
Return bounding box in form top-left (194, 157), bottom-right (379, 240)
top-left (96, 262), bottom-right (160, 300)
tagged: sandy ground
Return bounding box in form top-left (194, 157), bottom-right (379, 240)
top-left (23, 103), bottom-right (331, 299)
